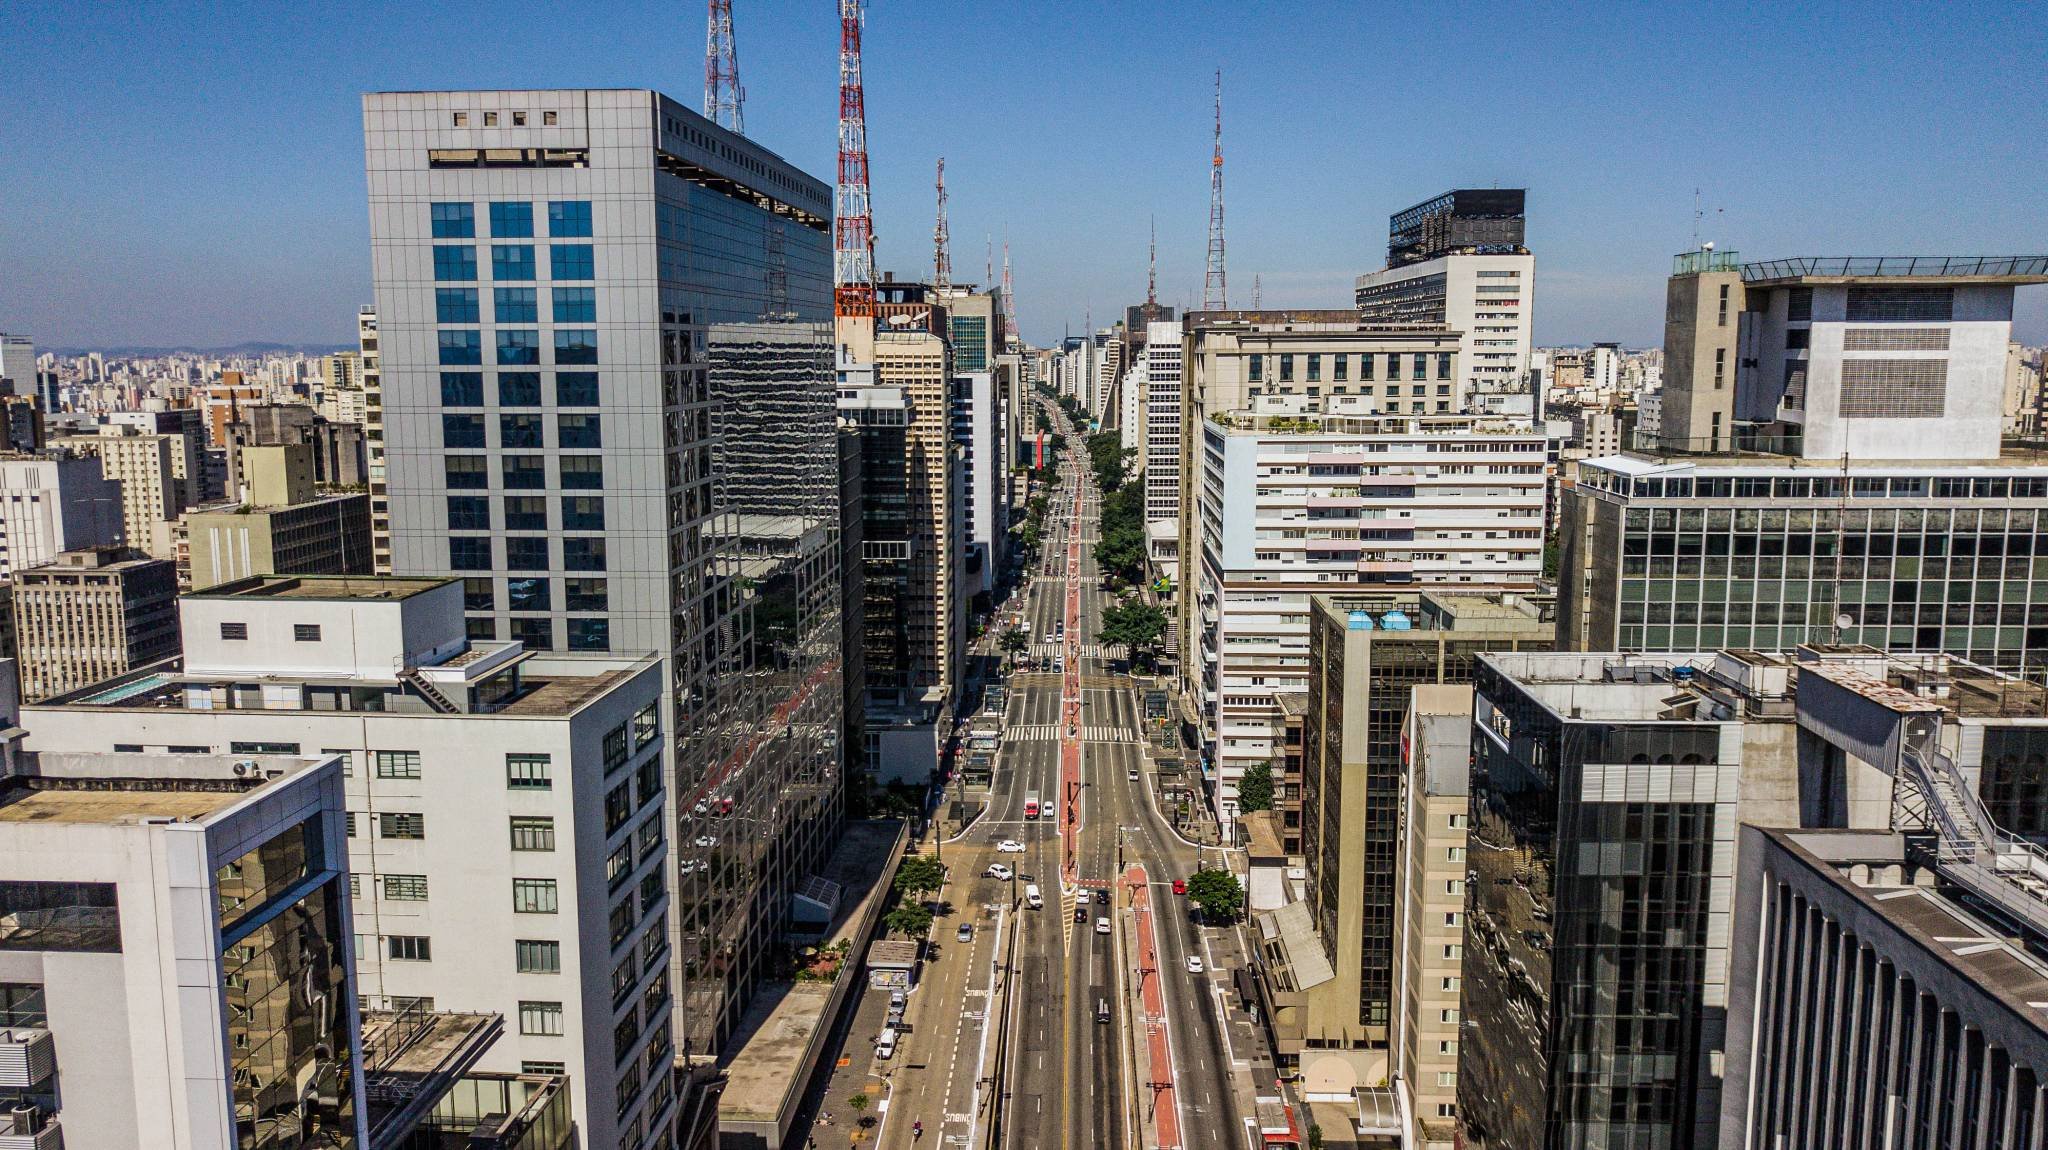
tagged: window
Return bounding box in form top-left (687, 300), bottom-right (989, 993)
top-left (553, 287), bottom-right (597, 323)
top-left (490, 202), bottom-right (534, 238)
top-left (562, 495), bottom-right (604, 529)
top-left (497, 329), bottom-right (540, 366)
top-left (1306, 354), bottom-right (1321, 382)
top-left (510, 618), bottom-right (553, 651)
top-left (519, 1001), bottom-right (565, 1036)
top-left (1440, 1008), bottom-right (1460, 1024)
top-left (494, 287), bottom-right (539, 323)
top-left (1717, 282), bottom-right (1731, 326)
top-left (507, 753), bottom-right (553, 790)
top-left (610, 898), bottom-right (637, 948)
top-left (568, 618), bottom-right (610, 651)
top-left (503, 455), bottom-right (547, 489)
top-left (513, 878), bottom-right (559, 914)
top-left (1437, 1104), bottom-right (1458, 1120)
top-left (543, 111), bottom-right (557, 125)
top-left (1786, 327), bottom-right (1810, 351)
top-left (503, 495), bottom-right (547, 530)
top-left (483, 111), bottom-right (498, 126)
top-left (431, 203), bottom-right (475, 238)
top-left (346, 812), bottom-right (356, 837)
top-left (445, 454), bottom-right (488, 489)
top-left (1446, 846), bottom-right (1465, 861)
top-left (1411, 354), bottom-right (1427, 380)
top-left (433, 245), bottom-right (477, 281)
top-left (562, 537), bottom-right (606, 572)
top-left (517, 939), bottom-right (562, 974)
top-left (557, 372), bottom-right (600, 406)
top-left (633, 701), bottom-right (659, 748)
top-left (387, 935), bottom-right (432, 961)
top-left (294, 624), bottom-right (321, 643)
top-left (1443, 911), bottom-right (1462, 927)
top-left (498, 371), bottom-right (542, 406)
top-left (374, 751), bottom-right (422, 779)
top-left (507, 576), bottom-right (551, 611)
top-left (609, 843), bottom-right (634, 890)
top-left (500, 413), bottom-right (544, 447)
top-left (1713, 347), bottom-right (1727, 389)
top-left (443, 413), bottom-right (486, 448)
top-left (551, 244), bottom-right (595, 280)
top-left (523, 1060), bottom-right (566, 1075)
top-left (378, 812), bottom-right (425, 839)
top-left (506, 537), bottom-right (550, 571)
top-left (492, 244), bottom-right (536, 280)
top-left (639, 869), bottom-right (664, 915)
top-left (511, 111), bottom-right (527, 127)
top-left (1333, 354), bottom-right (1348, 381)
top-left (1437, 1071), bottom-right (1458, 1088)
top-left (549, 201), bottom-right (593, 237)
top-left (1248, 354), bottom-right (1263, 382)
top-left (1278, 354), bottom-right (1294, 382)
top-left (1437, 353), bottom-right (1452, 380)
top-left (511, 817), bottom-right (557, 852)
top-left (448, 496), bottom-right (491, 531)
top-left (452, 111), bottom-right (469, 127)
top-left (1360, 353), bottom-right (1375, 381)
top-left (440, 371), bottom-right (484, 405)
top-left (436, 287), bottom-right (480, 323)
top-left (560, 456), bottom-right (603, 489)
top-left (464, 578), bottom-right (495, 611)
top-left (1440, 973), bottom-right (1461, 988)
top-left (606, 781), bottom-right (633, 834)
top-left (220, 622), bottom-right (249, 640)
top-left (439, 329), bottom-right (482, 365)
top-left (114, 743), bottom-right (143, 752)
top-left (566, 578), bottom-right (608, 611)
top-left (383, 874), bottom-right (428, 901)
top-left (555, 328), bottom-right (598, 365)
top-left (449, 536), bottom-right (491, 570)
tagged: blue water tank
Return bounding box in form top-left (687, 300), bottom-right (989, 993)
top-left (1673, 665), bottom-right (1697, 681)
top-left (1347, 610), bottom-right (1376, 631)
top-left (1379, 609), bottom-right (1412, 631)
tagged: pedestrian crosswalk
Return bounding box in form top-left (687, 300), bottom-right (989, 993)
top-left (1032, 641), bottom-right (1125, 659)
top-left (1006, 723), bottom-right (1138, 743)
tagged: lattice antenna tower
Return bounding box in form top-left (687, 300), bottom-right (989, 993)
top-left (1001, 235), bottom-right (1016, 342)
top-left (834, 0), bottom-right (877, 317)
top-left (933, 157), bottom-right (951, 290)
top-left (1203, 68), bottom-right (1227, 311)
top-left (703, 0), bottom-right (744, 132)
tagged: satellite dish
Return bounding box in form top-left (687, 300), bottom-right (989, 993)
top-left (1835, 614), bottom-right (1855, 632)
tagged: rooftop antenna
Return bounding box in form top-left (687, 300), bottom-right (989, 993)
top-left (833, 0), bottom-right (876, 318)
top-left (704, 0), bottom-right (745, 132)
top-left (1203, 68), bottom-right (1227, 311)
top-left (1252, 273), bottom-right (1262, 309)
top-left (932, 156), bottom-right (951, 290)
top-left (1147, 216), bottom-right (1159, 310)
top-left (1001, 233), bottom-right (1015, 341)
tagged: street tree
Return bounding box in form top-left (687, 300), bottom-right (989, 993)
top-left (1236, 761), bottom-right (1275, 813)
top-left (1099, 600), bottom-right (1168, 668)
top-left (883, 902), bottom-right (933, 937)
top-left (999, 629), bottom-right (1029, 662)
top-left (1186, 867), bottom-right (1245, 924)
top-left (893, 855), bottom-right (945, 897)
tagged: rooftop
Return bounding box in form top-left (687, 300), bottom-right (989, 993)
top-left (1739, 255), bottom-right (2048, 286)
top-left (1587, 440), bottom-right (2048, 471)
top-left (360, 1007), bottom-right (507, 1148)
top-left (0, 783), bottom-right (246, 824)
top-left (0, 751), bottom-right (322, 827)
top-left (184, 574), bottom-right (450, 602)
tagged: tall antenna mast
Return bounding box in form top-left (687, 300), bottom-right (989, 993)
top-left (834, 0), bottom-right (876, 318)
top-left (985, 233), bottom-right (993, 290)
top-left (704, 0), bottom-right (744, 133)
top-left (1001, 236), bottom-right (1015, 342)
top-left (1146, 216), bottom-right (1158, 310)
top-left (1203, 68), bottom-right (1227, 311)
top-left (1252, 273), bottom-right (1262, 309)
top-left (932, 157), bottom-right (951, 291)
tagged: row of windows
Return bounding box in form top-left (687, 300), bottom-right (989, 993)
top-left (443, 413), bottom-right (602, 449)
top-left (450, 535), bottom-right (608, 572)
top-left (433, 243), bottom-right (594, 282)
top-left (218, 622), bottom-right (322, 642)
top-left (449, 494), bottom-right (605, 531)
top-left (436, 286), bottom-right (596, 324)
top-left (446, 453), bottom-right (603, 489)
top-left (471, 615), bottom-right (613, 651)
top-left (437, 327), bottom-right (597, 366)
top-left (467, 576), bottom-right (609, 613)
top-left (440, 371), bottom-right (599, 407)
top-left (431, 200), bottom-right (591, 239)
top-left (1250, 352), bottom-right (1453, 384)
top-left (1600, 473), bottom-right (2048, 502)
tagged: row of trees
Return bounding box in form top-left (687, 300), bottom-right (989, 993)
top-left (1085, 430), bottom-right (1134, 494)
top-left (1094, 484), bottom-right (1146, 589)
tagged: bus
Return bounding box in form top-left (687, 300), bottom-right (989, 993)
top-left (1023, 791), bottom-right (1040, 820)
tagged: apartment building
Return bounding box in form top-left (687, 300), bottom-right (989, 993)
top-left (1142, 320), bottom-right (1183, 528)
top-left (0, 453), bottom-right (123, 577)
top-left (1392, 685), bottom-right (1474, 1149)
top-left (105, 407), bottom-right (208, 507)
top-left (1188, 407), bottom-right (1546, 836)
top-left (58, 424), bottom-right (182, 557)
top-left (873, 329), bottom-right (963, 704)
top-left (952, 370), bottom-right (1002, 602)
top-left (1355, 190), bottom-right (1535, 417)
top-left (366, 88), bottom-right (845, 1056)
top-left (361, 305), bottom-right (389, 572)
top-left (181, 444), bottom-right (372, 589)
top-left (22, 575), bottom-right (678, 1148)
top-left (12, 547), bottom-right (177, 701)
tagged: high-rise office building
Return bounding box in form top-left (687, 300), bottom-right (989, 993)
top-left (953, 370), bottom-right (1003, 602)
top-left (364, 88), bottom-right (842, 1057)
top-left (361, 305), bottom-right (390, 572)
top-left (12, 547), bottom-right (178, 701)
top-left (1355, 190), bottom-right (1535, 417)
top-left (104, 408), bottom-right (208, 506)
top-left (57, 424), bottom-right (182, 557)
top-left (0, 334), bottom-right (35, 398)
top-left (1141, 318), bottom-right (1183, 531)
top-left (22, 575), bottom-right (678, 1147)
top-left (1558, 255), bottom-right (2048, 669)
top-left (0, 453), bottom-right (123, 578)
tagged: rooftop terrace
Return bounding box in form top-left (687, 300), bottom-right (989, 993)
top-left (1739, 255), bottom-right (2048, 285)
top-left (185, 574), bottom-right (451, 601)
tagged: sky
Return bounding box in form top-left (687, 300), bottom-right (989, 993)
top-left (2, 0), bottom-right (2045, 350)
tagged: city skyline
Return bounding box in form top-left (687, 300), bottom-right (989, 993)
top-left (3, 0), bottom-right (2044, 349)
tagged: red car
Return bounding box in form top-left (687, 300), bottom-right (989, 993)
top-left (1172, 878), bottom-right (1187, 896)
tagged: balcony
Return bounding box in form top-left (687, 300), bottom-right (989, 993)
top-left (0, 1108), bottom-right (61, 1150)
top-left (0, 1030), bottom-right (55, 1089)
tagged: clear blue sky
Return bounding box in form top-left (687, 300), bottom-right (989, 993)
top-left (3, 0), bottom-right (2044, 349)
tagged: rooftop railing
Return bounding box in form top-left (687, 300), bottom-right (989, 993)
top-left (1672, 249), bottom-right (1741, 276)
top-left (1741, 255), bottom-right (2048, 281)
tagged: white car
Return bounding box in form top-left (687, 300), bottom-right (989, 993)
top-left (1094, 916), bottom-right (1111, 935)
top-left (986, 863), bottom-right (1013, 881)
top-left (996, 839), bottom-right (1027, 853)
top-left (1185, 955), bottom-right (1205, 974)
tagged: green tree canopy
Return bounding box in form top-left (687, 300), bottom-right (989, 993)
top-left (883, 902), bottom-right (933, 937)
top-left (1100, 600), bottom-right (1168, 667)
top-left (1186, 868), bottom-right (1244, 924)
top-left (1236, 761), bottom-right (1275, 813)
top-left (893, 855), bottom-right (946, 896)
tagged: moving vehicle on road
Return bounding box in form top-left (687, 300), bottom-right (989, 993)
top-left (1025, 883), bottom-right (1043, 909)
top-left (1074, 889), bottom-right (1089, 905)
top-left (1172, 878), bottom-right (1187, 896)
top-left (985, 863), bottom-right (1013, 881)
top-left (1074, 904), bottom-right (1088, 922)
top-left (996, 839), bottom-right (1026, 853)
top-left (957, 922), bottom-right (973, 942)
top-left (1094, 916), bottom-right (1111, 935)
top-left (1185, 955), bottom-right (1204, 974)
top-left (1096, 998), bottom-right (1111, 1023)
top-left (1023, 791), bottom-right (1040, 820)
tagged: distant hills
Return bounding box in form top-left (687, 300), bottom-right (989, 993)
top-left (44, 341), bottom-right (355, 358)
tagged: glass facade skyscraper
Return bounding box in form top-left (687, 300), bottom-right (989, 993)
top-left (365, 89), bottom-right (842, 1057)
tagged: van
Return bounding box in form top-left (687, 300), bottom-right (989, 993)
top-left (875, 1028), bottom-right (898, 1060)
top-left (889, 989), bottom-right (907, 1012)
top-left (1095, 998), bottom-right (1111, 1023)
top-left (1024, 883), bottom-right (1044, 910)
